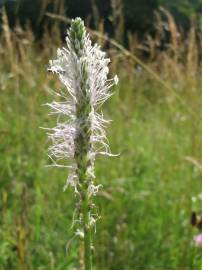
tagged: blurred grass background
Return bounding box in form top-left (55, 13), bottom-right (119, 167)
top-left (1, 1), bottom-right (202, 269)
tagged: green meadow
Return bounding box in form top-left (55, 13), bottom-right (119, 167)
top-left (1, 13), bottom-right (202, 270)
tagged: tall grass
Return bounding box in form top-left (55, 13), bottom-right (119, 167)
top-left (1, 6), bottom-right (202, 270)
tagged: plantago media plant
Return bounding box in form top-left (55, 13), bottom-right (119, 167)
top-left (45, 18), bottom-right (118, 269)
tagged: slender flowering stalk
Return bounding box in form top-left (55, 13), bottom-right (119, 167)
top-left (45, 18), bottom-right (118, 270)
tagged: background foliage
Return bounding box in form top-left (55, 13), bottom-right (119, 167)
top-left (2, 0), bottom-right (202, 36)
top-left (1, 1), bottom-right (202, 270)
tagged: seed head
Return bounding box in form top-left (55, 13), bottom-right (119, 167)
top-left (46, 17), bottom-right (118, 192)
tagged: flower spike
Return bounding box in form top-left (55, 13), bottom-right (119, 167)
top-left (45, 17), bottom-right (118, 270)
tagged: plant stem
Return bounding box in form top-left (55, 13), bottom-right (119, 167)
top-left (79, 191), bottom-right (92, 270)
top-left (82, 195), bottom-right (92, 270)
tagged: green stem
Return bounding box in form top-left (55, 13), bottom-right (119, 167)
top-left (82, 196), bottom-right (92, 270)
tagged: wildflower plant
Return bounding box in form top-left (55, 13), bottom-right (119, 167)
top-left (45, 18), bottom-right (118, 269)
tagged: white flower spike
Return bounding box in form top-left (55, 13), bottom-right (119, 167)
top-left (45, 17), bottom-right (118, 269)
top-left (47, 18), bottom-right (118, 191)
